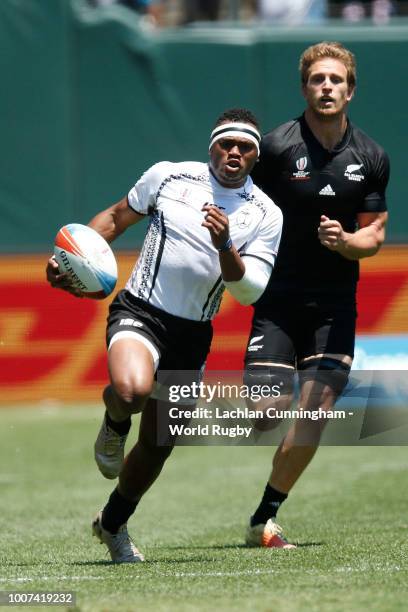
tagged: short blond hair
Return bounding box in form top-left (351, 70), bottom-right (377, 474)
top-left (299, 41), bottom-right (356, 89)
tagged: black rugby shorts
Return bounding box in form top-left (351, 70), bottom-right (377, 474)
top-left (245, 295), bottom-right (356, 366)
top-left (107, 289), bottom-right (213, 376)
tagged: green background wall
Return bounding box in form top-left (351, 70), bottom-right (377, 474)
top-left (0, 0), bottom-right (406, 252)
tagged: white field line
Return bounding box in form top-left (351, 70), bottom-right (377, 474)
top-left (0, 576), bottom-right (106, 583)
top-left (0, 565), bottom-right (403, 583)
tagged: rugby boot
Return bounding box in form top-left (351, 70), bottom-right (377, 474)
top-left (92, 511), bottom-right (144, 563)
top-left (245, 517), bottom-right (296, 549)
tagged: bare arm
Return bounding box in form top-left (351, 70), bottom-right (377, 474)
top-left (88, 196), bottom-right (146, 243)
top-left (318, 211), bottom-right (388, 260)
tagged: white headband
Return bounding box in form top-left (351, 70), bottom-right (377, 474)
top-left (209, 122), bottom-right (261, 155)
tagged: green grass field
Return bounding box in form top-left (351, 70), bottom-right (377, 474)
top-left (1, 406), bottom-right (407, 612)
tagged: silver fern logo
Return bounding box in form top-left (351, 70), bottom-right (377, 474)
top-left (248, 335), bottom-right (264, 352)
top-left (344, 163), bottom-right (365, 182)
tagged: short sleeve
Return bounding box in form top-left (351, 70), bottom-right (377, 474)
top-left (127, 162), bottom-right (170, 215)
top-left (242, 204), bottom-right (283, 267)
top-left (360, 150), bottom-right (390, 213)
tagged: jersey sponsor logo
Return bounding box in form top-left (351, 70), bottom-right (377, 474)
top-left (248, 334), bottom-right (264, 351)
top-left (236, 209), bottom-right (252, 229)
top-left (291, 156), bottom-right (310, 180)
top-left (319, 184), bottom-right (336, 196)
top-left (119, 318), bottom-right (143, 328)
top-left (344, 163), bottom-right (365, 182)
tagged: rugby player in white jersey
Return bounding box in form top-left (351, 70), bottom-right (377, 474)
top-left (46, 108), bottom-right (283, 563)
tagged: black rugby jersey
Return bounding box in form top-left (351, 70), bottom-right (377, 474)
top-left (252, 114), bottom-right (389, 302)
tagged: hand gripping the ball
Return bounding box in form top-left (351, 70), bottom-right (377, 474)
top-left (46, 256), bottom-right (85, 298)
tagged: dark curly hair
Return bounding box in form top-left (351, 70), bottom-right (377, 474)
top-left (213, 108), bottom-right (260, 131)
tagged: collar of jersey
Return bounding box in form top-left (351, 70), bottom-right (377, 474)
top-left (208, 165), bottom-right (252, 193)
top-left (300, 113), bottom-right (352, 154)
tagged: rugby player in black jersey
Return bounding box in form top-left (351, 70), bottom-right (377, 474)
top-left (244, 42), bottom-right (389, 549)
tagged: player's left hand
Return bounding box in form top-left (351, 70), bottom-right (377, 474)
top-left (318, 215), bottom-right (347, 252)
top-left (202, 203), bottom-right (230, 250)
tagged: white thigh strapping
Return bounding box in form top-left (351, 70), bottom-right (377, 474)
top-left (108, 330), bottom-right (160, 372)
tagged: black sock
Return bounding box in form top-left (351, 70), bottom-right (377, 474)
top-left (250, 484), bottom-right (288, 527)
top-left (105, 411), bottom-right (131, 436)
top-left (101, 488), bottom-right (139, 534)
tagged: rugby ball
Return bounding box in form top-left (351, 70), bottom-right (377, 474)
top-left (54, 223), bottom-right (117, 299)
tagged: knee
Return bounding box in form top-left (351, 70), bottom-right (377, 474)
top-left (298, 357), bottom-right (351, 397)
top-left (111, 375), bottom-right (154, 408)
top-left (116, 379), bottom-right (153, 405)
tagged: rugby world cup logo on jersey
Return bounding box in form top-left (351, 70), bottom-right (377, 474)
top-left (297, 157), bottom-right (307, 170)
top-left (344, 163), bottom-right (365, 182)
top-left (291, 157), bottom-right (310, 180)
top-left (178, 187), bottom-right (192, 204)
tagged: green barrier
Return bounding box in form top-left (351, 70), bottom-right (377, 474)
top-left (0, 0), bottom-right (72, 252)
top-left (0, 0), bottom-right (406, 251)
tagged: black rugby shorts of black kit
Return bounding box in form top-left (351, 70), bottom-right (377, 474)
top-left (245, 293), bottom-right (357, 367)
top-left (106, 289), bottom-right (213, 392)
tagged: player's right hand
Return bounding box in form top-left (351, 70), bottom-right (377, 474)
top-left (45, 256), bottom-right (84, 297)
top-left (201, 203), bottom-right (230, 250)
top-left (318, 215), bottom-right (346, 252)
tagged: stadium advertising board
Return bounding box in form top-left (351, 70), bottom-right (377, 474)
top-left (0, 247), bottom-right (407, 404)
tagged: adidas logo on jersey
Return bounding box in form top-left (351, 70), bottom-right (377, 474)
top-left (319, 184), bottom-right (336, 196)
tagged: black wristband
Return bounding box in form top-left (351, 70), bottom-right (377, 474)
top-left (217, 237), bottom-right (233, 253)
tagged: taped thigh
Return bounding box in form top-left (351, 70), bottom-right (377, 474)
top-left (298, 357), bottom-right (351, 395)
top-left (244, 362), bottom-right (295, 399)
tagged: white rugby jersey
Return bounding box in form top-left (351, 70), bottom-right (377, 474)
top-left (126, 161), bottom-right (282, 321)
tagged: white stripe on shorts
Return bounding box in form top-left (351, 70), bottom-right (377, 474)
top-left (108, 330), bottom-right (160, 372)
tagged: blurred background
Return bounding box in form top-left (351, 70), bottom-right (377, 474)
top-left (1, 0), bottom-right (407, 404)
